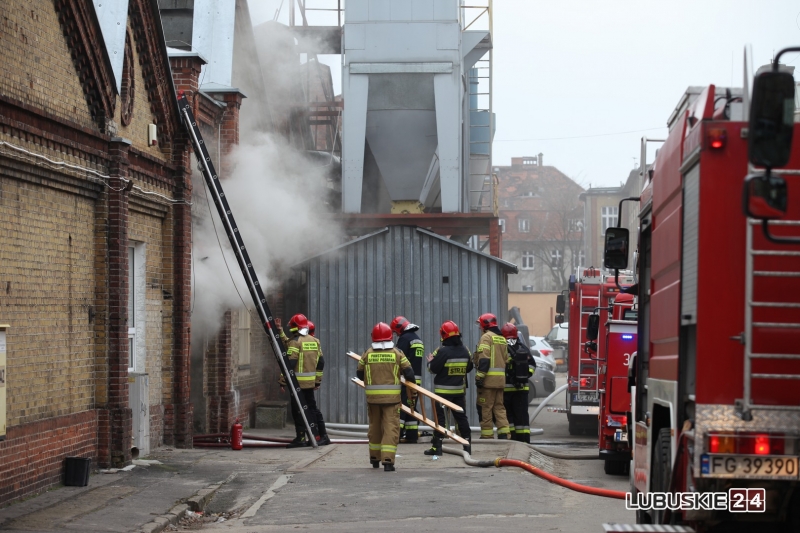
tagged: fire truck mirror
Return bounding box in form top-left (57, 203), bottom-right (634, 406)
top-left (743, 173), bottom-right (788, 219)
top-left (748, 70), bottom-right (795, 168)
top-left (586, 314), bottom-right (600, 341)
top-left (556, 294), bottom-right (565, 314)
top-left (555, 315), bottom-right (564, 325)
top-left (603, 228), bottom-right (629, 270)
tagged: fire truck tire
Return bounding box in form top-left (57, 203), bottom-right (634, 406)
top-left (568, 415), bottom-right (580, 435)
top-left (651, 427), bottom-right (672, 524)
top-left (604, 459), bottom-right (627, 476)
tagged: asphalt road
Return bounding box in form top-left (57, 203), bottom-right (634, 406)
top-left (201, 375), bottom-right (635, 533)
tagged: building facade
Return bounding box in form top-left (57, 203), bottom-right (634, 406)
top-left (496, 156), bottom-right (585, 293)
top-left (580, 167), bottom-right (641, 270)
top-left (0, 0), bottom-right (194, 503)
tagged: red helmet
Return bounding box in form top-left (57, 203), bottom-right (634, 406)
top-left (288, 313), bottom-right (309, 332)
top-left (500, 322), bottom-right (518, 340)
top-left (390, 316), bottom-right (410, 335)
top-left (307, 320), bottom-right (315, 336)
top-left (439, 320), bottom-right (460, 340)
top-left (476, 313), bottom-right (497, 329)
top-left (371, 322), bottom-right (393, 343)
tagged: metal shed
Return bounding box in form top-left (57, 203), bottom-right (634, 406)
top-left (283, 225), bottom-right (518, 424)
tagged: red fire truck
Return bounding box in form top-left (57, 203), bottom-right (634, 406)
top-left (593, 292), bottom-right (637, 476)
top-left (604, 50), bottom-right (800, 529)
top-left (564, 268), bottom-right (633, 436)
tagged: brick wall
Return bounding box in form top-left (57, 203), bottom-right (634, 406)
top-left (0, 0), bottom-right (96, 132)
top-left (0, 0), bottom-right (193, 502)
top-left (0, 176), bottom-right (97, 426)
top-left (116, 21), bottom-right (167, 161)
top-left (0, 410), bottom-right (97, 505)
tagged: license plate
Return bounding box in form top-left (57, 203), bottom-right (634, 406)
top-left (701, 454), bottom-right (799, 479)
top-left (572, 392), bottom-right (598, 403)
top-left (614, 430), bottom-right (628, 442)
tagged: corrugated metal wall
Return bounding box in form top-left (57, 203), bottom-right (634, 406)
top-left (285, 225), bottom-right (514, 424)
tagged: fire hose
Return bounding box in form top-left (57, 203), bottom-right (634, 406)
top-left (192, 433), bottom-right (367, 447)
top-left (441, 446), bottom-right (626, 500)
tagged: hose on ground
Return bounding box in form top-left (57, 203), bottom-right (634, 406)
top-left (527, 444), bottom-right (601, 460)
top-left (441, 446), bottom-right (625, 500)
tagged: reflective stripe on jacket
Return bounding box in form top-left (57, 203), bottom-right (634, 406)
top-left (279, 334), bottom-right (323, 389)
top-left (473, 330), bottom-right (508, 389)
top-left (427, 340), bottom-right (473, 395)
top-left (397, 331), bottom-right (424, 385)
top-left (358, 348), bottom-right (414, 404)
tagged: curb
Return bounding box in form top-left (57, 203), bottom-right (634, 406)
top-left (138, 473), bottom-right (237, 533)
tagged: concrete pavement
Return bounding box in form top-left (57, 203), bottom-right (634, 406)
top-left (0, 375), bottom-right (635, 532)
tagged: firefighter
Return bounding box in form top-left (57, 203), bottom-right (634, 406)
top-left (390, 316), bottom-right (424, 443)
top-left (277, 314), bottom-right (330, 448)
top-left (424, 321), bottom-right (473, 456)
top-left (501, 323), bottom-right (536, 443)
top-left (473, 313), bottom-right (511, 439)
top-left (357, 322), bottom-right (417, 472)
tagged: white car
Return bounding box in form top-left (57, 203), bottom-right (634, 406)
top-left (528, 336), bottom-right (557, 369)
top-left (544, 323), bottom-right (569, 371)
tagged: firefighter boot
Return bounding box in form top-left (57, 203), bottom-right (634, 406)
top-left (371, 460), bottom-right (380, 468)
top-left (463, 438), bottom-right (472, 455)
top-left (383, 462), bottom-right (396, 472)
top-left (316, 421), bottom-right (331, 446)
top-left (286, 429), bottom-right (309, 448)
top-left (424, 436), bottom-right (443, 456)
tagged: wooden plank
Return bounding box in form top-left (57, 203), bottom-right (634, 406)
top-left (349, 377), bottom-right (469, 446)
top-left (347, 352), bottom-right (464, 412)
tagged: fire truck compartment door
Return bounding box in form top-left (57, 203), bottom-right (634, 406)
top-left (610, 377), bottom-right (630, 413)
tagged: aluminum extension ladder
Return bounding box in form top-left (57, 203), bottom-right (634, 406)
top-left (738, 218), bottom-right (800, 420)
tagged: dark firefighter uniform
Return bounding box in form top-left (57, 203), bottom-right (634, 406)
top-left (426, 328), bottom-right (473, 455)
top-left (474, 328), bottom-right (511, 438)
top-left (278, 331), bottom-right (329, 446)
top-left (396, 329), bottom-right (424, 442)
top-left (357, 344), bottom-right (416, 470)
top-left (504, 338), bottom-right (536, 443)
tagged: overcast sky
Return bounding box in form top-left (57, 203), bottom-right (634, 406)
top-left (249, 1), bottom-right (800, 188)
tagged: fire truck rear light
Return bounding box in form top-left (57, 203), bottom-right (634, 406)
top-left (709, 434), bottom-right (735, 454)
top-left (708, 128), bottom-right (726, 149)
top-left (708, 432), bottom-right (791, 455)
top-left (580, 378), bottom-right (587, 387)
top-left (606, 415), bottom-right (626, 428)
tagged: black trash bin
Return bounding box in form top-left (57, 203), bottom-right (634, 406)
top-left (64, 457), bottom-right (91, 487)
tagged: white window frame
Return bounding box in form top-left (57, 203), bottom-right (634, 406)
top-left (551, 249), bottom-right (563, 268)
top-left (499, 218), bottom-right (506, 233)
top-left (573, 249), bottom-right (586, 270)
top-left (521, 251), bottom-right (535, 270)
top-left (238, 307), bottom-right (251, 369)
top-left (569, 218), bottom-right (584, 232)
top-left (128, 242), bottom-right (146, 373)
top-left (518, 217), bottom-right (530, 233)
top-left (601, 206), bottom-right (618, 235)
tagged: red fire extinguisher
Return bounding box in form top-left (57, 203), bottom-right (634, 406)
top-left (231, 418), bottom-right (243, 450)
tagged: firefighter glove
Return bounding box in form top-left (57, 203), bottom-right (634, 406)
top-left (475, 378), bottom-right (484, 389)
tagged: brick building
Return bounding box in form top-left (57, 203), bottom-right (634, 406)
top-left (580, 167), bottom-right (641, 269)
top-left (496, 155), bottom-right (585, 293)
top-left (0, 0), bottom-right (198, 504)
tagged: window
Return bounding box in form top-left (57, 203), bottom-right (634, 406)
top-left (523, 158), bottom-right (536, 165)
top-left (551, 249), bottom-right (563, 268)
top-left (238, 307), bottom-right (251, 369)
top-left (128, 242), bottom-right (145, 373)
top-left (601, 206), bottom-right (618, 235)
top-left (569, 219), bottom-right (584, 232)
top-left (518, 217), bottom-right (530, 233)
top-left (522, 285), bottom-right (534, 292)
top-left (499, 218), bottom-right (506, 233)
top-left (521, 251), bottom-right (535, 270)
top-left (573, 249), bottom-right (585, 270)
top-left (128, 246), bottom-right (135, 372)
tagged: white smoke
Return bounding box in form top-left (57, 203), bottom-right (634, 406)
top-left (190, 133), bottom-right (341, 335)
